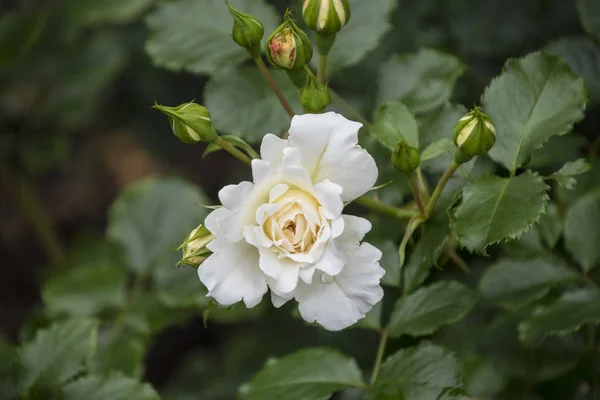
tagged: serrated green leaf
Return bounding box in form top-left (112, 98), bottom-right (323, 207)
top-left (357, 301), bottom-right (383, 332)
top-left (564, 191), bottom-right (600, 271)
top-left (372, 343), bottom-right (461, 400)
top-left (42, 263), bottom-right (127, 317)
top-left (63, 0), bottom-right (154, 27)
top-left (205, 66), bottom-right (300, 141)
top-left (547, 158), bottom-right (592, 190)
top-left (18, 319), bottom-right (98, 392)
top-left (420, 139), bottom-right (455, 162)
top-left (536, 202), bottom-right (563, 249)
top-left (323, 0), bottom-right (396, 76)
top-left (479, 258), bottom-right (581, 310)
top-left (518, 288), bottom-right (600, 348)
top-left (93, 337), bottom-right (145, 378)
top-left (202, 135), bottom-right (259, 159)
top-left (577, 0), bottom-right (600, 41)
top-left (547, 36), bottom-right (600, 106)
top-left (377, 49), bottom-right (464, 114)
top-left (63, 373), bottom-right (160, 400)
top-left (372, 240), bottom-right (400, 287)
top-left (388, 281), bottom-right (478, 338)
top-left (371, 101), bottom-right (419, 150)
top-left (482, 51), bottom-right (587, 172)
top-left (145, 0), bottom-right (279, 75)
top-left (527, 135), bottom-right (588, 169)
top-left (154, 265), bottom-right (211, 309)
top-left (450, 171), bottom-right (549, 254)
top-left (401, 242), bottom-right (433, 295)
top-left (107, 178), bottom-right (208, 273)
top-left (418, 103), bottom-right (468, 174)
top-left (239, 348), bottom-right (364, 400)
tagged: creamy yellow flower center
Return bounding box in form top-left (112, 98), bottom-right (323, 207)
top-left (262, 189), bottom-right (323, 256)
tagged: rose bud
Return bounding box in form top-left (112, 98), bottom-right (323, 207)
top-left (265, 10), bottom-right (313, 71)
top-left (453, 107), bottom-right (496, 161)
top-left (226, 1), bottom-right (264, 58)
top-left (180, 224), bottom-right (213, 268)
top-left (392, 141), bottom-right (420, 173)
top-left (153, 102), bottom-right (218, 144)
top-left (302, 0), bottom-right (351, 35)
top-left (301, 73), bottom-right (330, 113)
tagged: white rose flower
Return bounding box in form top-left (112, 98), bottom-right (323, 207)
top-left (199, 112), bottom-right (385, 331)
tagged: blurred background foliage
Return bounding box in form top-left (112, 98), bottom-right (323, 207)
top-left (0, 0), bottom-right (599, 399)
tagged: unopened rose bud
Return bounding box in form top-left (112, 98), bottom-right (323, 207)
top-left (453, 107), bottom-right (496, 161)
top-left (303, 0), bottom-right (350, 35)
top-left (301, 74), bottom-right (330, 113)
top-left (226, 1), bottom-right (264, 58)
top-left (266, 10), bottom-right (313, 71)
top-left (154, 102), bottom-right (218, 144)
top-left (180, 224), bottom-right (213, 268)
top-left (392, 141), bottom-right (420, 173)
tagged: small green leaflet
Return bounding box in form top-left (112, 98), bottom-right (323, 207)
top-left (420, 139), bottom-right (455, 162)
top-left (546, 158), bottom-right (591, 190)
top-left (518, 288), bottom-right (600, 348)
top-left (239, 348), bottom-right (364, 400)
top-left (564, 191), bottom-right (600, 271)
top-left (145, 0), bottom-right (279, 76)
top-left (388, 281), bottom-right (478, 338)
top-left (478, 258), bottom-right (581, 310)
top-left (450, 171), bottom-right (549, 254)
top-left (371, 343), bottom-right (462, 400)
top-left (377, 49), bottom-right (464, 114)
top-left (371, 101), bottom-right (419, 150)
top-left (482, 51), bottom-right (587, 173)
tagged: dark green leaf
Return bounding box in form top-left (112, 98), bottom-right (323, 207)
top-left (536, 202), bottom-right (563, 248)
top-left (63, 373), bottom-right (160, 400)
top-left (145, 0), bottom-right (279, 75)
top-left (371, 101), bottom-right (419, 150)
top-left (205, 66), bottom-right (300, 141)
top-left (547, 158), bottom-right (592, 190)
top-left (18, 319), bottom-right (98, 391)
top-left (482, 51), bottom-right (587, 172)
top-left (547, 36), bottom-right (600, 106)
top-left (42, 263), bottom-right (127, 317)
top-left (154, 265), bottom-right (211, 309)
top-left (0, 11), bottom-right (45, 68)
top-left (372, 240), bottom-right (400, 288)
top-left (377, 49), bottom-right (464, 113)
top-left (388, 281), bottom-right (478, 337)
top-left (518, 288), bottom-right (600, 347)
top-left (564, 191), bottom-right (600, 271)
top-left (479, 258), bottom-right (580, 310)
top-left (107, 178), bottom-right (209, 273)
top-left (372, 343), bottom-right (461, 400)
top-left (239, 348), bottom-right (364, 400)
top-left (450, 171), bottom-right (549, 254)
top-left (577, 0), bottom-right (600, 41)
top-left (402, 242), bottom-right (433, 295)
top-left (93, 338), bottom-right (145, 378)
top-left (63, 0), bottom-right (155, 26)
top-left (325, 0), bottom-right (396, 76)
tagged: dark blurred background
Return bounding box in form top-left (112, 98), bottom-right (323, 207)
top-left (1, 0), bottom-right (598, 398)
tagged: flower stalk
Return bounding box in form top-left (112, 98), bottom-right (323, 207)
top-left (216, 136), bottom-right (253, 165)
top-left (369, 328), bottom-right (389, 386)
top-left (425, 161), bottom-right (459, 217)
top-left (355, 195), bottom-right (419, 220)
top-left (254, 56), bottom-right (296, 118)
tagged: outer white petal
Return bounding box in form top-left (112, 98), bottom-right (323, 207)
top-left (199, 239), bottom-right (267, 308)
top-left (337, 215), bottom-right (372, 248)
top-left (313, 180), bottom-right (344, 219)
top-left (204, 207), bottom-right (242, 243)
top-left (218, 181), bottom-right (253, 211)
top-left (288, 112), bottom-right (378, 201)
top-left (260, 133), bottom-right (289, 167)
top-left (271, 290), bottom-right (293, 308)
top-left (257, 248), bottom-right (300, 294)
top-left (312, 240), bottom-right (346, 276)
top-left (295, 242), bottom-right (384, 331)
top-left (251, 159), bottom-right (271, 184)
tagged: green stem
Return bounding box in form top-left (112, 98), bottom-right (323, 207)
top-left (426, 161), bottom-right (459, 217)
top-left (317, 54), bottom-right (328, 84)
top-left (0, 159), bottom-right (66, 266)
top-left (355, 196), bottom-right (420, 220)
top-left (415, 167), bottom-right (430, 204)
top-left (370, 328), bottom-right (389, 386)
top-left (254, 57), bottom-right (296, 118)
top-left (409, 177), bottom-right (426, 216)
top-left (215, 136), bottom-right (252, 165)
top-left (446, 247), bottom-right (470, 273)
top-left (328, 88), bottom-right (371, 128)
